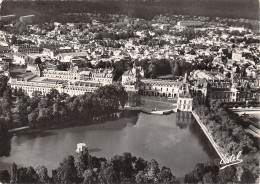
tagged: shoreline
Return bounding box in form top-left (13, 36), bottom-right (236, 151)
top-left (6, 105), bottom-right (178, 139)
top-left (5, 101), bottom-right (178, 139)
top-left (6, 109), bottom-right (141, 137)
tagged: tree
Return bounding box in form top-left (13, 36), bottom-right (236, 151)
top-left (16, 98), bottom-right (28, 125)
top-left (36, 165), bottom-right (49, 183)
top-left (158, 167), bottom-right (179, 184)
top-left (217, 166), bottom-right (237, 183)
top-left (240, 168), bottom-right (255, 183)
top-left (34, 57), bottom-right (42, 65)
top-left (192, 163), bottom-right (205, 181)
top-left (209, 100), bottom-right (221, 112)
top-left (3, 88), bottom-right (12, 103)
top-left (83, 169), bottom-right (95, 184)
top-left (47, 88), bottom-right (60, 100)
top-left (10, 163), bottom-right (18, 184)
top-left (32, 91), bottom-right (43, 99)
top-left (147, 159), bottom-right (160, 182)
top-left (11, 35), bottom-right (17, 45)
top-left (55, 155), bottom-right (78, 184)
top-left (28, 110), bottom-right (39, 127)
top-left (0, 76), bottom-right (8, 97)
top-left (116, 84), bottom-right (128, 109)
top-left (203, 172), bottom-right (215, 184)
top-left (184, 172), bottom-right (198, 183)
top-left (76, 148), bottom-right (91, 178)
top-left (172, 61), bottom-right (182, 77)
top-left (134, 157), bottom-right (147, 172)
top-left (99, 164), bottom-right (116, 184)
top-left (0, 170), bottom-right (10, 183)
top-left (24, 166), bottom-right (38, 183)
top-left (135, 171), bottom-right (147, 183)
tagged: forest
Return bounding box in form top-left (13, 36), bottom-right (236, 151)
top-left (1, 0), bottom-right (258, 20)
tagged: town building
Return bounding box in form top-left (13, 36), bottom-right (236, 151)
top-left (0, 45), bottom-right (10, 54)
top-left (208, 87), bottom-right (238, 102)
top-left (177, 21), bottom-right (203, 27)
top-left (12, 52), bottom-right (29, 65)
top-left (13, 44), bottom-right (40, 54)
top-left (232, 50), bottom-right (243, 61)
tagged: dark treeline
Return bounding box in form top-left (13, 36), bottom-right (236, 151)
top-left (0, 82), bottom-right (129, 139)
top-left (2, 150), bottom-right (180, 183)
top-left (12, 83), bottom-right (128, 128)
top-left (0, 75), bottom-right (12, 140)
top-left (1, 0), bottom-right (259, 20)
top-left (135, 58), bottom-right (193, 79)
top-left (0, 149), bottom-right (253, 184)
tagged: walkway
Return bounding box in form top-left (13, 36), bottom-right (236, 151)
top-left (8, 126), bottom-right (30, 133)
top-left (191, 111), bottom-right (227, 163)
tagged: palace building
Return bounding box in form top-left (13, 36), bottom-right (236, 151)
top-left (8, 76), bottom-right (101, 97)
top-left (42, 67), bottom-right (114, 85)
top-left (139, 79), bottom-right (183, 98)
top-left (177, 83), bottom-right (193, 112)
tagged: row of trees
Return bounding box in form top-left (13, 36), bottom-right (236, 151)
top-left (1, 148), bottom-right (254, 184)
top-left (195, 101), bottom-right (260, 182)
top-left (12, 84), bottom-right (128, 129)
top-left (136, 58), bottom-right (192, 79)
top-left (111, 55), bottom-right (216, 81)
top-left (184, 159), bottom-right (255, 183)
top-left (0, 76), bottom-right (13, 140)
top-left (94, 29), bottom-right (135, 41)
top-left (1, 150), bottom-right (179, 184)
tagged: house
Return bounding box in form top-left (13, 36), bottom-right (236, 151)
top-left (122, 64), bottom-right (144, 85)
top-left (13, 53), bottom-right (29, 65)
top-left (12, 44), bottom-right (40, 54)
top-left (0, 45), bottom-right (10, 54)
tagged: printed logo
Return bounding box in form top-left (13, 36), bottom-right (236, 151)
top-left (220, 151), bottom-right (243, 170)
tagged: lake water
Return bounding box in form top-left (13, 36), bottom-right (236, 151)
top-left (0, 112), bottom-right (218, 178)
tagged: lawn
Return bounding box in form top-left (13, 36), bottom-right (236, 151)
top-left (9, 65), bottom-right (33, 79)
top-left (140, 96), bottom-right (176, 112)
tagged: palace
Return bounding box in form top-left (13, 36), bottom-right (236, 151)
top-left (42, 67), bottom-right (114, 85)
top-left (140, 79), bottom-right (183, 98)
top-left (8, 76), bottom-right (101, 97)
top-left (122, 64), bottom-right (144, 85)
top-left (177, 83), bottom-right (193, 112)
top-left (8, 65), bottom-right (113, 97)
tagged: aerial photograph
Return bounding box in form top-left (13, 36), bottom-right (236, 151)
top-left (0, 0), bottom-right (259, 183)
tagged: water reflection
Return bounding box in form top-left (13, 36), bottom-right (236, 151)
top-left (0, 112), bottom-right (217, 177)
top-left (0, 139), bottom-right (11, 157)
top-left (189, 118), bottom-right (219, 159)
